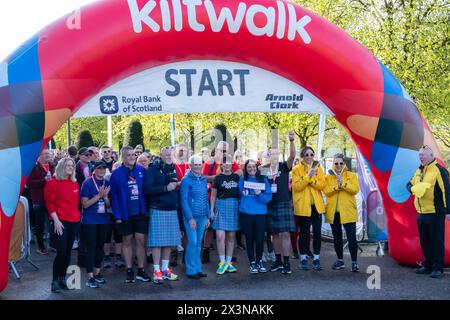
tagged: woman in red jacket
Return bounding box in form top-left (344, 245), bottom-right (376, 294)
top-left (44, 157), bottom-right (81, 293)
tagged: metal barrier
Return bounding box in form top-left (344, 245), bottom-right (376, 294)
top-left (8, 196), bottom-right (39, 279)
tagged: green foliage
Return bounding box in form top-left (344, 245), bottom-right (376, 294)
top-left (75, 129), bottom-right (94, 149)
top-left (123, 120), bottom-right (144, 149)
top-left (294, 0), bottom-right (449, 159)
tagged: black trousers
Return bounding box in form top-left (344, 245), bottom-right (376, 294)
top-left (298, 206), bottom-right (322, 255)
top-left (33, 204), bottom-right (49, 249)
top-left (52, 221), bottom-right (80, 281)
top-left (82, 224), bottom-right (110, 274)
top-left (240, 213), bottom-right (267, 263)
top-left (331, 212), bottom-right (357, 261)
top-left (418, 213), bottom-right (445, 272)
top-left (104, 223), bottom-right (123, 245)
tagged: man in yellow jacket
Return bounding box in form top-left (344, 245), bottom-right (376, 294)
top-left (407, 145), bottom-right (450, 279)
top-left (292, 146), bottom-right (326, 271)
top-left (323, 154), bottom-right (360, 272)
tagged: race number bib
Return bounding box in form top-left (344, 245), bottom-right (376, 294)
top-left (131, 184), bottom-right (139, 197)
top-left (97, 200), bottom-right (106, 214)
top-left (271, 184), bottom-right (278, 194)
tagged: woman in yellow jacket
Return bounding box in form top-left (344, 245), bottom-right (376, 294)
top-left (292, 146), bottom-right (326, 271)
top-left (323, 154), bottom-right (360, 272)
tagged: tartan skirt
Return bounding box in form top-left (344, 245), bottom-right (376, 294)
top-left (268, 201), bottom-right (296, 233)
top-left (212, 198), bottom-right (240, 231)
top-left (148, 209), bottom-right (181, 247)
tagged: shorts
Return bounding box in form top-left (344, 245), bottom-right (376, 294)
top-left (120, 215), bottom-right (149, 237)
top-left (104, 223), bottom-right (123, 244)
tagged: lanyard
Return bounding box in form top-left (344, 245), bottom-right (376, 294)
top-left (270, 164), bottom-right (279, 184)
top-left (41, 162), bottom-right (50, 174)
top-left (91, 177), bottom-right (105, 193)
top-left (128, 175), bottom-right (137, 184)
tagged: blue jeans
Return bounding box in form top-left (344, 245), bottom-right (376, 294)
top-left (184, 216), bottom-right (207, 276)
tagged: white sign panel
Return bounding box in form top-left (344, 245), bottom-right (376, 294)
top-left (74, 60), bottom-right (332, 118)
top-left (243, 181), bottom-right (266, 191)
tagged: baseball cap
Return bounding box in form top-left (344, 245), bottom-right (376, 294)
top-left (78, 147), bottom-right (93, 156)
top-left (93, 161), bottom-right (108, 170)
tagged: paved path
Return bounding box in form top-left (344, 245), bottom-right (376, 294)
top-left (1, 242), bottom-right (449, 300)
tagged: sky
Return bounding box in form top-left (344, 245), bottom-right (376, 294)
top-left (0, 0), bottom-right (96, 61)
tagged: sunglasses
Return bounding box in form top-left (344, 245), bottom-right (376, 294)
top-left (304, 153), bottom-right (314, 157)
top-left (103, 150), bottom-right (111, 153)
top-left (334, 162), bottom-right (344, 166)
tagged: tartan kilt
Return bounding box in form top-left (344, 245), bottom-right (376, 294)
top-left (268, 201), bottom-right (296, 233)
top-left (212, 198), bottom-right (240, 231)
top-left (148, 209), bottom-right (181, 247)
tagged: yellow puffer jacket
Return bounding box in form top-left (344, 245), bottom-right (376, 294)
top-left (323, 168), bottom-right (360, 224)
top-left (408, 160), bottom-right (450, 214)
top-left (292, 160), bottom-right (326, 216)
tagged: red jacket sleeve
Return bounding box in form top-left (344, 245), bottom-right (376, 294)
top-left (44, 179), bottom-right (57, 216)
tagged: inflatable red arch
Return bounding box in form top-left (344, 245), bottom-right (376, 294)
top-left (0, 0), bottom-right (448, 292)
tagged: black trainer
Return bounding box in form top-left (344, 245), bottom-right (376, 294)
top-left (86, 277), bottom-right (100, 288)
top-left (300, 259), bottom-right (310, 271)
top-left (51, 280), bottom-right (61, 293)
top-left (270, 261), bottom-right (283, 272)
top-left (282, 263), bottom-right (292, 275)
top-left (58, 277), bottom-right (69, 290)
top-left (249, 262), bottom-right (258, 274)
top-left (351, 262), bottom-right (360, 272)
top-left (332, 260), bottom-right (345, 270)
top-left (257, 260), bottom-right (267, 273)
top-left (415, 266), bottom-right (432, 275)
top-left (136, 268), bottom-right (151, 282)
top-left (94, 273), bottom-right (106, 284)
top-left (313, 259), bottom-right (322, 271)
top-left (430, 270), bottom-right (443, 279)
top-left (126, 269), bottom-right (135, 283)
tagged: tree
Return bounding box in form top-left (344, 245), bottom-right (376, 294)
top-left (53, 116), bottom-right (109, 149)
top-left (123, 119), bottom-right (144, 149)
top-left (295, 0), bottom-right (449, 159)
top-left (75, 129), bottom-right (94, 149)
top-left (213, 123), bottom-right (234, 153)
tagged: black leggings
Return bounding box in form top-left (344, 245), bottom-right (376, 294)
top-left (298, 206), bottom-right (322, 255)
top-left (52, 221), bottom-right (80, 281)
top-left (331, 213), bottom-right (357, 261)
top-left (82, 224), bottom-right (110, 274)
top-left (33, 204), bottom-right (48, 249)
top-left (239, 213), bottom-right (267, 263)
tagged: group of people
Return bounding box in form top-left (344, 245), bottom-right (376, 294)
top-left (27, 132), bottom-right (366, 293)
top-left (29, 133), bottom-right (450, 293)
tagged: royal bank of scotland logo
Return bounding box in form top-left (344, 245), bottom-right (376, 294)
top-left (100, 96), bottom-right (119, 115)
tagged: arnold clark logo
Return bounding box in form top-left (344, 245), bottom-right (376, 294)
top-left (100, 96), bottom-right (119, 115)
top-left (266, 94), bottom-right (303, 109)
